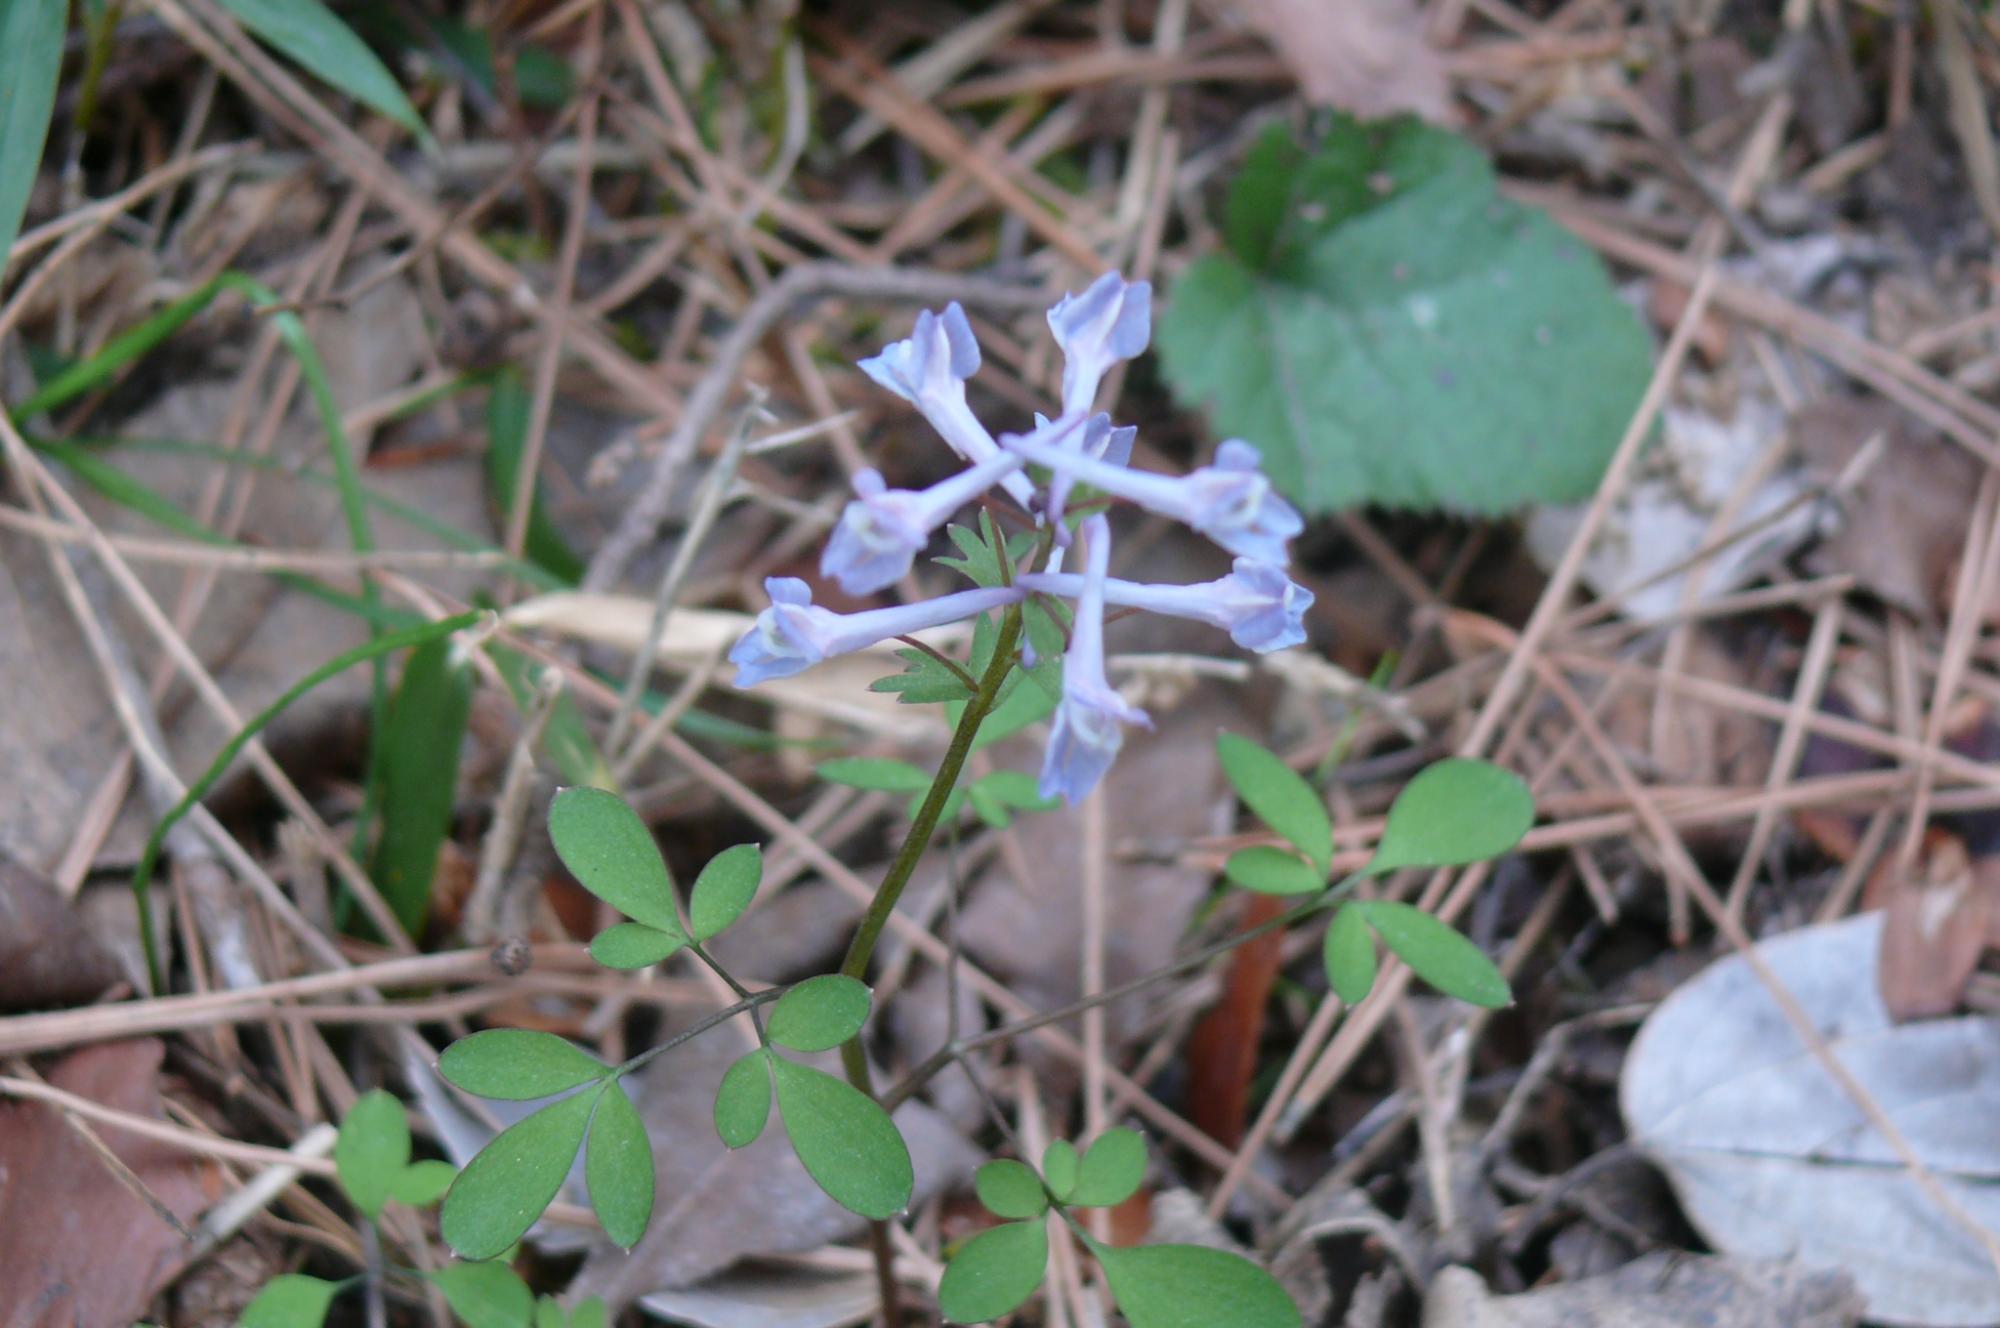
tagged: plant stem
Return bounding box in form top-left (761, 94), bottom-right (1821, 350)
top-left (835, 604), bottom-right (1024, 1326)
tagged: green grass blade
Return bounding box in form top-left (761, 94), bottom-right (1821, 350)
top-left (370, 635), bottom-right (474, 937)
top-left (486, 368), bottom-right (583, 584)
top-left (213, 0), bottom-right (429, 140)
top-left (0, 0), bottom-right (65, 270)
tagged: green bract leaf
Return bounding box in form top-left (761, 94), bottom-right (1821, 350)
top-left (585, 1082), bottom-right (653, 1249)
top-left (334, 1089), bottom-right (409, 1219)
top-left (1356, 901), bottom-right (1510, 1008)
top-left (871, 646), bottom-right (976, 705)
top-left (441, 1088), bottom-right (597, 1259)
top-left (214, 0), bottom-right (428, 137)
top-left (1070, 1127), bottom-right (1146, 1208)
top-left (1041, 1140), bottom-right (1079, 1201)
top-left (714, 1049), bottom-right (774, 1149)
top-left (1224, 846), bottom-right (1325, 897)
top-left (0, 0), bottom-right (64, 268)
top-left (589, 921), bottom-right (685, 969)
top-left (1157, 118), bottom-right (1653, 516)
top-left (1367, 758), bottom-right (1534, 874)
top-left (432, 1261), bottom-right (534, 1328)
top-left (689, 844), bottom-right (762, 941)
top-left (817, 757), bottom-right (931, 793)
top-left (1216, 735), bottom-right (1332, 873)
top-left (439, 1029), bottom-right (608, 1100)
top-left (770, 1058), bottom-right (913, 1219)
top-left (939, 1220), bottom-right (1049, 1323)
top-left (1323, 904), bottom-right (1378, 1006)
top-left (241, 1274), bottom-right (340, 1328)
top-left (389, 1159), bottom-right (457, 1208)
top-left (767, 974), bottom-right (872, 1052)
top-left (548, 787), bottom-right (684, 934)
top-left (974, 1159), bottom-right (1048, 1219)
top-left (1094, 1242), bottom-right (1302, 1328)
top-left (372, 636), bottom-right (474, 937)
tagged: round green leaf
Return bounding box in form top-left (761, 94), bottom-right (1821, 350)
top-left (1094, 1242), bottom-right (1301, 1328)
top-left (1322, 904), bottom-right (1378, 1006)
top-left (939, 1220), bottom-right (1049, 1323)
top-left (1224, 846), bottom-right (1325, 897)
top-left (589, 922), bottom-right (685, 970)
top-left (974, 1159), bottom-right (1048, 1219)
top-left (770, 1057), bottom-right (913, 1219)
top-left (1070, 1127), bottom-right (1146, 1208)
top-left (1217, 735), bottom-right (1332, 872)
top-left (548, 787), bottom-right (683, 933)
top-left (714, 1049), bottom-right (774, 1149)
top-left (241, 1274), bottom-right (340, 1328)
top-left (388, 1159), bottom-right (457, 1208)
top-left (817, 757), bottom-right (932, 792)
top-left (536, 1298), bottom-right (565, 1328)
top-left (585, 1082), bottom-right (653, 1249)
top-left (439, 1029), bottom-right (608, 1100)
top-left (767, 974), bottom-right (873, 1052)
top-left (441, 1088), bottom-right (597, 1260)
top-left (1041, 1140), bottom-right (1079, 1201)
top-left (567, 1298), bottom-right (607, 1328)
top-left (335, 1089), bottom-right (409, 1219)
top-left (432, 1260), bottom-right (534, 1328)
top-left (690, 844), bottom-right (762, 941)
top-left (1366, 759), bottom-right (1533, 875)
top-left (1356, 900), bottom-right (1510, 1008)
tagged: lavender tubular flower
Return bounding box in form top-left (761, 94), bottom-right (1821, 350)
top-left (858, 302), bottom-right (1036, 507)
top-left (1039, 516), bottom-right (1150, 805)
top-left (1041, 412), bottom-right (1137, 542)
top-left (1006, 433), bottom-right (1301, 563)
top-left (730, 577), bottom-right (1025, 688)
top-left (1018, 558), bottom-right (1313, 654)
top-left (821, 449), bottom-right (1028, 596)
top-left (1047, 273), bottom-right (1151, 416)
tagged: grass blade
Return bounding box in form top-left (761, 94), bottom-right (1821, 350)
top-left (213, 0), bottom-right (428, 139)
top-left (0, 0), bottom-right (65, 269)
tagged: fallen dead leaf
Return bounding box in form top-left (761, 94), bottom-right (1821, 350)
top-left (0, 855), bottom-right (122, 1009)
top-left (0, 1039), bottom-right (220, 1328)
top-left (1423, 1254), bottom-right (1863, 1328)
top-left (1874, 829), bottom-right (1988, 1021)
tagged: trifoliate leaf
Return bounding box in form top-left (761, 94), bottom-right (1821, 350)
top-left (974, 1159), bottom-right (1048, 1219)
top-left (767, 974), bottom-right (873, 1052)
top-left (1157, 118), bottom-right (1653, 516)
top-left (1367, 758), bottom-right (1533, 874)
top-left (438, 1029), bottom-right (608, 1100)
top-left (771, 1058), bottom-right (913, 1219)
top-left (1217, 735), bottom-right (1332, 872)
top-left (388, 1159), bottom-right (457, 1207)
top-left (547, 787), bottom-right (685, 934)
top-left (584, 1081), bottom-right (653, 1249)
top-left (1356, 900), bottom-right (1511, 1008)
top-left (441, 1088), bottom-right (598, 1259)
top-left (1224, 846), bottom-right (1326, 897)
top-left (714, 1049), bottom-right (774, 1149)
top-left (432, 1260), bottom-right (534, 1328)
top-left (334, 1089), bottom-right (409, 1219)
top-left (1093, 1241), bottom-right (1302, 1328)
top-left (939, 1220), bottom-right (1049, 1323)
top-left (689, 843), bottom-right (762, 941)
top-left (241, 1274), bottom-right (340, 1328)
top-left (1323, 903), bottom-right (1378, 1006)
top-left (1041, 1140), bottom-right (1079, 1201)
top-left (1069, 1127), bottom-right (1146, 1208)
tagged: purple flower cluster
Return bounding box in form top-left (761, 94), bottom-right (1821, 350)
top-left (729, 273), bottom-right (1312, 805)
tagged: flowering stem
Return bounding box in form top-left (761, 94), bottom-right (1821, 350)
top-left (835, 603), bottom-right (1024, 1324)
